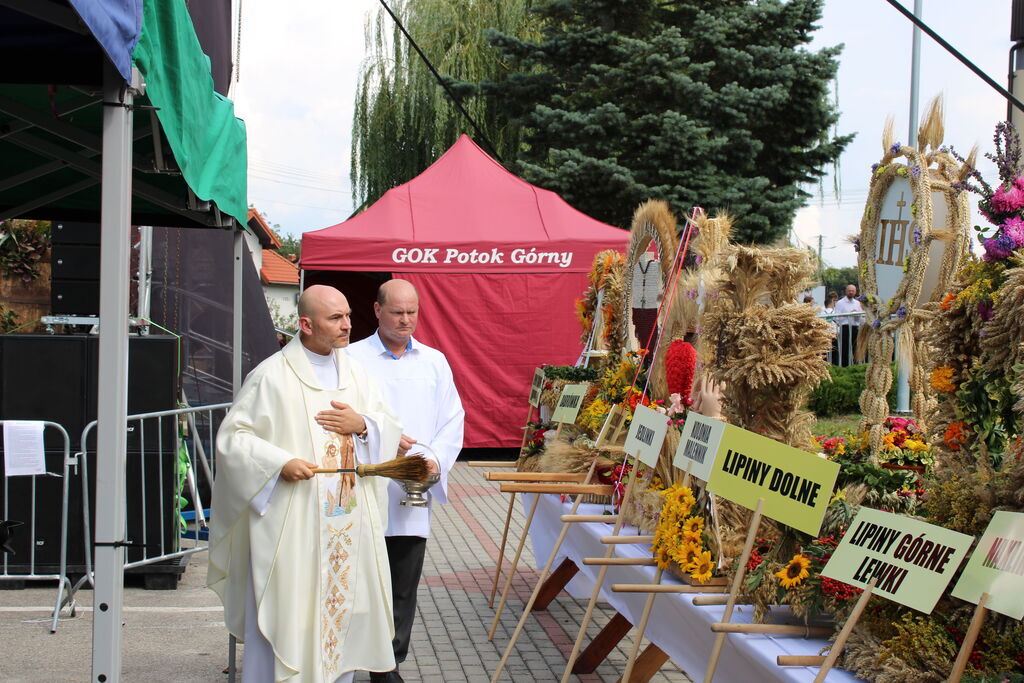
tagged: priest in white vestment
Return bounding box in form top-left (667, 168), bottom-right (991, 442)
top-left (208, 285), bottom-right (403, 683)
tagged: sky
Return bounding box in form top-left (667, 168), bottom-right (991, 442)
top-left (231, 0), bottom-right (1014, 268)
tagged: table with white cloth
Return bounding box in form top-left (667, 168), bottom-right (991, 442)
top-left (524, 494), bottom-right (861, 682)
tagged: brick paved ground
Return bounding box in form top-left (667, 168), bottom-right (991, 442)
top-left (376, 462), bottom-right (691, 683)
top-left (0, 462), bottom-right (691, 681)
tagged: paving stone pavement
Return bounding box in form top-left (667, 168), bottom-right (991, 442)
top-left (0, 462), bottom-right (690, 681)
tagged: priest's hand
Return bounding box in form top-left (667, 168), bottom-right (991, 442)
top-left (281, 458), bottom-right (317, 481)
top-left (316, 401), bottom-right (367, 436)
top-left (398, 434), bottom-right (417, 457)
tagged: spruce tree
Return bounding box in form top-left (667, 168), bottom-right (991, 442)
top-left (480, 0), bottom-right (852, 242)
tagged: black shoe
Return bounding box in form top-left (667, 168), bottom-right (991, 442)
top-left (369, 672), bottom-right (403, 683)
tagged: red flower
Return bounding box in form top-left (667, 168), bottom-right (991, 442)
top-left (665, 340), bottom-right (697, 400)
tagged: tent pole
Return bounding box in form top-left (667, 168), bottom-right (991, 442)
top-left (91, 59), bottom-right (138, 683)
top-left (233, 229), bottom-right (244, 394)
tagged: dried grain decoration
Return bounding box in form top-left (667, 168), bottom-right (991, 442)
top-left (576, 249), bottom-right (628, 372)
top-left (856, 100), bottom-right (972, 455)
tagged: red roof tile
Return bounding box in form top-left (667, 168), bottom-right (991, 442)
top-left (261, 249), bottom-right (299, 286)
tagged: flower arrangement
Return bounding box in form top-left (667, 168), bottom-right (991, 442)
top-left (519, 420), bottom-right (552, 458)
top-left (742, 529), bottom-right (864, 622)
top-left (864, 416), bottom-right (934, 469)
top-left (649, 483), bottom-right (714, 584)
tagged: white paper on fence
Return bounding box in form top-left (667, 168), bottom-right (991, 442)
top-left (622, 404), bottom-right (668, 468)
top-left (3, 420), bottom-right (46, 477)
top-left (673, 411), bottom-right (725, 482)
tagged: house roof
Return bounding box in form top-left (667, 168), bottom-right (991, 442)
top-left (248, 208), bottom-right (282, 250)
top-left (260, 249), bottom-right (299, 286)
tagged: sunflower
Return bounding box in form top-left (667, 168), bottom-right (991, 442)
top-left (682, 516), bottom-right (704, 536)
top-left (775, 554), bottom-right (812, 589)
top-left (689, 550), bottom-right (714, 584)
top-left (677, 543), bottom-right (702, 571)
top-left (681, 531), bottom-right (702, 547)
top-left (653, 543), bottom-right (674, 571)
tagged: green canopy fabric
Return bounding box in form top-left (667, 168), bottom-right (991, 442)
top-left (132, 0), bottom-right (247, 226)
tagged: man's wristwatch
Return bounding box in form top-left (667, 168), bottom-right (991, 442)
top-left (356, 421), bottom-right (368, 439)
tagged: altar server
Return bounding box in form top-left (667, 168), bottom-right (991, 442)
top-left (347, 279), bottom-right (465, 683)
top-left (209, 285), bottom-right (403, 683)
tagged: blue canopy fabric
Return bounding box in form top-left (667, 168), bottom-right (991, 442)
top-left (67, 0), bottom-right (142, 83)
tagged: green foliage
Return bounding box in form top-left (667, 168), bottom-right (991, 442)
top-left (278, 233), bottom-right (300, 261)
top-left (0, 219), bottom-right (50, 283)
top-left (476, 0), bottom-right (852, 240)
top-left (0, 305), bottom-right (19, 333)
top-left (351, 0), bottom-right (537, 207)
top-left (809, 363), bottom-right (896, 417)
top-left (820, 265), bottom-right (859, 299)
top-left (541, 364), bottom-right (599, 382)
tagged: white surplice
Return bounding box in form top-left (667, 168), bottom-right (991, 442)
top-left (346, 331), bottom-right (464, 538)
top-left (208, 336), bottom-right (403, 682)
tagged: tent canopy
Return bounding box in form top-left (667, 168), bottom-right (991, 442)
top-left (302, 135), bottom-right (627, 273)
top-left (0, 0), bottom-right (247, 229)
top-left (302, 135), bottom-right (628, 448)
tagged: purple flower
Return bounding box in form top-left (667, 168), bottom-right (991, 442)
top-left (1004, 216), bottom-right (1024, 247)
top-left (857, 295), bottom-right (868, 303)
top-left (910, 164), bottom-right (922, 178)
top-left (695, 255), bottom-right (703, 265)
top-left (896, 305), bottom-right (907, 319)
top-left (978, 300), bottom-right (994, 321)
top-left (853, 237), bottom-right (861, 253)
top-left (913, 226), bottom-right (922, 245)
top-left (872, 318), bottom-right (881, 329)
top-left (871, 163), bottom-right (880, 173)
top-left (983, 233), bottom-right (1016, 262)
top-left (890, 142), bottom-right (902, 154)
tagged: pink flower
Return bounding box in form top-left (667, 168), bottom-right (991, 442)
top-left (668, 392), bottom-right (685, 415)
top-left (1004, 216), bottom-right (1024, 248)
top-left (990, 183), bottom-right (1024, 215)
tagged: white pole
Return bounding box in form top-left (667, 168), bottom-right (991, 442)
top-left (896, 0), bottom-right (923, 415)
top-left (91, 60), bottom-right (137, 683)
top-left (233, 230), bottom-right (244, 395)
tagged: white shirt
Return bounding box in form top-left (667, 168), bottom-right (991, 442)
top-left (347, 331), bottom-right (465, 538)
top-left (302, 344), bottom-right (340, 390)
top-left (833, 296), bottom-right (864, 326)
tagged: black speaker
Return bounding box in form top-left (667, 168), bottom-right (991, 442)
top-left (0, 335), bottom-right (181, 573)
top-left (49, 221), bottom-right (101, 315)
top-left (51, 244), bottom-right (101, 280)
top-left (51, 221), bottom-right (100, 246)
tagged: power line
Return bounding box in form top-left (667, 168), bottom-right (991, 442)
top-left (376, 0), bottom-right (504, 162)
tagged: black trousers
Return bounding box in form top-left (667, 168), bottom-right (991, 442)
top-left (386, 535), bottom-right (427, 666)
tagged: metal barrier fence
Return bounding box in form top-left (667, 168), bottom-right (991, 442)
top-left (70, 403), bottom-right (230, 606)
top-left (820, 311), bottom-right (865, 367)
top-left (0, 421), bottom-right (76, 632)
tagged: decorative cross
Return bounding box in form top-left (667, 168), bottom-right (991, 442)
top-left (895, 192), bottom-right (906, 222)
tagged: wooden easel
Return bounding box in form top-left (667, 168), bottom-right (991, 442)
top-left (559, 451), bottom-right (646, 683)
top-left (489, 460), bottom-right (617, 681)
top-left (487, 479), bottom-right (614, 645)
top-left (703, 497), bottom-right (765, 682)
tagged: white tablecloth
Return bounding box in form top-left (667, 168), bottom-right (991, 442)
top-left (525, 494), bottom-right (860, 682)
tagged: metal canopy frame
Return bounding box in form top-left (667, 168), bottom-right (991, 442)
top-left (0, 3), bottom-right (246, 681)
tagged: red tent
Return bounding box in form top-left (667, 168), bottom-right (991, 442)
top-left (301, 135), bottom-right (628, 448)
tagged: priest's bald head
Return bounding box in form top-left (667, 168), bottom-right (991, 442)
top-left (297, 285), bottom-right (353, 354)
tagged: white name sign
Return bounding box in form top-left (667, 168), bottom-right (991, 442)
top-left (673, 411), bottom-right (726, 482)
top-left (623, 404), bottom-right (668, 467)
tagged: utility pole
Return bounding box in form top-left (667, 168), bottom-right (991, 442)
top-left (895, 0), bottom-right (923, 415)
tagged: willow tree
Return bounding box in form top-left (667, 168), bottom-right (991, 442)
top-left (351, 0), bottom-right (537, 209)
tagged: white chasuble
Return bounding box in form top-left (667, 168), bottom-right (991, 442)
top-left (209, 336), bottom-right (403, 682)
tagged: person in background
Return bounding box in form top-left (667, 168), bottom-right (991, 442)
top-left (347, 279), bottom-right (465, 683)
top-left (833, 284), bottom-right (864, 366)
